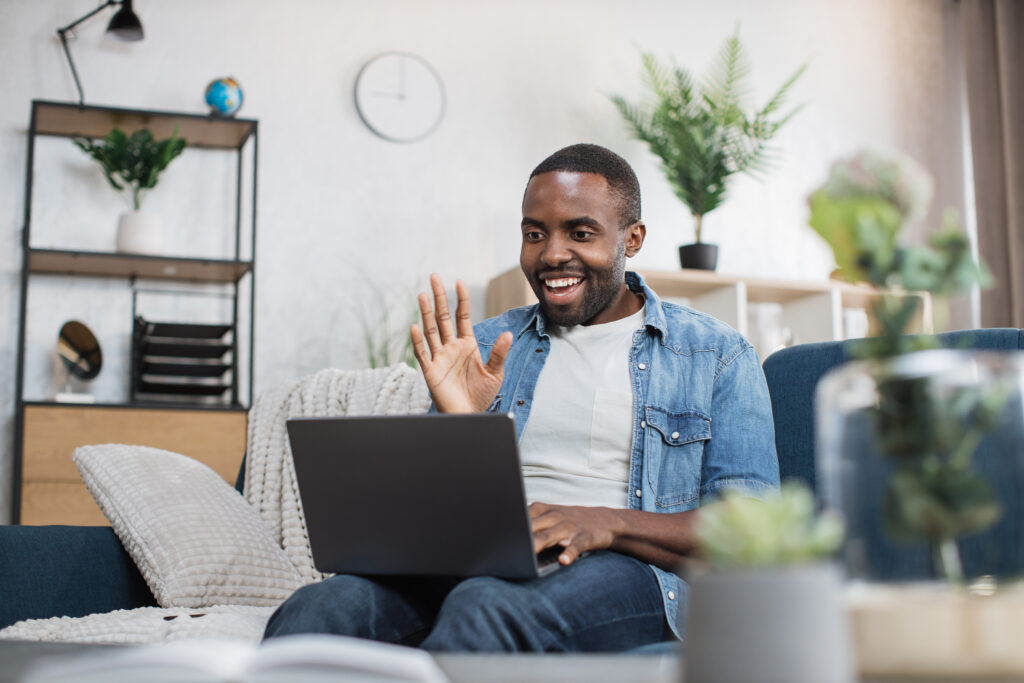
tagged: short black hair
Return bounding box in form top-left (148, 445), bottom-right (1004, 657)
top-left (528, 143), bottom-right (641, 227)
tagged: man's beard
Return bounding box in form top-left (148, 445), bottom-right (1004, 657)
top-left (532, 240), bottom-right (627, 327)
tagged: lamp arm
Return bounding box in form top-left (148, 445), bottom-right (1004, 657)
top-left (56, 0), bottom-right (120, 107)
top-left (57, 1), bottom-right (119, 35)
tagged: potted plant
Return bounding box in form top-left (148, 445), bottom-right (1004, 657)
top-left (612, 31), bottom-right (805, 270)
top-left (73, 127), bottom-right (186, 255)
top-left (686, 483), bottom-right (852, 683)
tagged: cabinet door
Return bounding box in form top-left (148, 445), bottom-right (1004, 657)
top-left (20, 405), bottom-right (247, 525)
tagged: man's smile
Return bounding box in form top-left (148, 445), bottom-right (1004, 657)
top-left (540, 274), bottom-right (585, 303)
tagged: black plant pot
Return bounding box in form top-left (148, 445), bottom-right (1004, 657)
top-left (679, 243), bottom-right (719, 271)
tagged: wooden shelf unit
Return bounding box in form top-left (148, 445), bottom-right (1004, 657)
top-left (11, 100), bottom-right (259, 524)
top-left (486, 267), bottom-right (933, 356)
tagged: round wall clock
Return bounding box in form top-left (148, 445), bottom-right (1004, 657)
top-left (353, 52), bottom-right (446, 143)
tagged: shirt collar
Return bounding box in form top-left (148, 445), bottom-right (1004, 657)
top-left (515, 271), bottom-right (668, 339)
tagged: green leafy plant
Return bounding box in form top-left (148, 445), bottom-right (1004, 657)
top-left (698, 483), bottom-right (843, 569)
top-left (611, 30), bottom-right (805, 243)
top-left (808, 148), bottom-right (1002, 582)
top-left (73, 128), bottom-right (186, 211)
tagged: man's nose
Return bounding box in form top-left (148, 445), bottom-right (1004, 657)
top-left (540, 234), bottom-right (572, 266)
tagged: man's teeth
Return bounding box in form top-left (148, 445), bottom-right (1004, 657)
top-left (545, 277), bottom-right (582, 288)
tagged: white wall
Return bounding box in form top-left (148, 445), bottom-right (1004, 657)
top-left (0, 0), bottom-right (965, 522)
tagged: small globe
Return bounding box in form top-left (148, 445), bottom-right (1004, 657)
top-left (205, 77), bottom-right (243, 117)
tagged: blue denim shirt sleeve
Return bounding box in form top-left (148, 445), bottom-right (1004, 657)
top-left (699, 344), bottom-right (781, 500)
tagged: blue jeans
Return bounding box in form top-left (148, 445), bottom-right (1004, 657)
top-left (263, 550), bottom-right (672, 652)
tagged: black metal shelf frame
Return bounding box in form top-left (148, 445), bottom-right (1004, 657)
top-left (11, 100), bottom-right (259, 523)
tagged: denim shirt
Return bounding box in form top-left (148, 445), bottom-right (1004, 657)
top-left (473, 271), bottom-right (780, 639)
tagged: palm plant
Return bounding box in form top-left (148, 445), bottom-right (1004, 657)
top-left (612, 32), bottom-right (805, 244)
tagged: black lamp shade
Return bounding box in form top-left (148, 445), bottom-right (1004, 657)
top-left (106, 0), bottom-right (144, 41)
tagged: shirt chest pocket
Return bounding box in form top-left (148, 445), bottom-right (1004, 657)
top-left (644, 406), bottom-right (711, 509)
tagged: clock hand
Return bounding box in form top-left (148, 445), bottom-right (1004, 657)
top-left (398, 55), bottom-right (406, 101)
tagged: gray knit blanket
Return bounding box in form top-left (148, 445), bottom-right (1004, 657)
top-left (0, 364), bottom-right (430, 643)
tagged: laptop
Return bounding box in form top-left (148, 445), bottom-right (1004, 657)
top-left (286, 413), bottom-right (563, 579)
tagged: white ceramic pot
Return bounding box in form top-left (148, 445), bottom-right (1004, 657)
top-left (116, 210), bottom-right (164, 255)
top-left (684, 563), bottom-right (854, 683)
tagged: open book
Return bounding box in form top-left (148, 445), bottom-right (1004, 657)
top-left (24, 634), bottom-right (451, 683)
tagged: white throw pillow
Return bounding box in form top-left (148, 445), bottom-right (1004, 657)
top-left (74, 444), bottom-right (306, 608)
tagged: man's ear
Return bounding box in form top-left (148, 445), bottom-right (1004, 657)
top-left (624, 221), bottom-right (646, 258)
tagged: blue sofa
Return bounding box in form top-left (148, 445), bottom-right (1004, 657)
top-left (2, 328), bottom-right (1022, 631)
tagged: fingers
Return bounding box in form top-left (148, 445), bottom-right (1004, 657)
top-left (417, 292), bottom-right (442, 355)
top-left (430, 274), bottom-right (457, 345)
top-left (410, 324), bottom-right (432, 370)
top-left (485, 331), bottom-right (513, 375)
top-left (556, 537), bottom-right (585, 565)
top-left (533, 524), bottom-right (583, 565)
top-left (528, 501), bottom-right (550, 520)
top-left (454, 280), bottom-right (475, 339)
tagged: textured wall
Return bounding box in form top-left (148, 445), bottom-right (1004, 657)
top-left (0, 0), bottom-right (966, 522)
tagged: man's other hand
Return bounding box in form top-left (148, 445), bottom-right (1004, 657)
top-left (529, 502), bottom-right (623, 566)
top-left (410, 274), bottom-right (513, 414)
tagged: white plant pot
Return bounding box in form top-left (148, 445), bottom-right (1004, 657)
top-left (684, 563), bottom-right (854, 683)
top-left (116, 210), bottom-right (164, 255)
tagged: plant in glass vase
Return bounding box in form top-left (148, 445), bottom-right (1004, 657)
top-left (808, 148), bottom-right (1017, 584)
top-left (73, 127), bottom-right (186, 255)
top-left (611, 30), bottom-right (805, 270)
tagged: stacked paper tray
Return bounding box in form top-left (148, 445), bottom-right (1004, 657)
top-left (131, 317), bottom-right (235, 403)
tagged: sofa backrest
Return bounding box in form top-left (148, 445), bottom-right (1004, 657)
top-left (762, 328), bottom-right (1023, 495)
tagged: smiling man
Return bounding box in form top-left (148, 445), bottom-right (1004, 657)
top-left (264, 143), bottom-right (780, 652)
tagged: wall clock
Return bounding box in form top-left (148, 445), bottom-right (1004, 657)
top-left (353, 52), bottom-right (446, 143)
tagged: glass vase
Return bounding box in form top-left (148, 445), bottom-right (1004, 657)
top-left (816, 349), bottom-right (1024, 584)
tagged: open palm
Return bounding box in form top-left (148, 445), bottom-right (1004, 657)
top-left (410, 275), bottom-right (512, 414)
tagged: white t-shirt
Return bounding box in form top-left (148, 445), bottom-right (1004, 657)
top-left (519, 306), bottom-right (645, 508)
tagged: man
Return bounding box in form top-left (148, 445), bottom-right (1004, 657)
top-left (264, 143), bottom-right (779, 651)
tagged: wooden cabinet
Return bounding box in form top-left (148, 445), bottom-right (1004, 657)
top-left (486, 267), bottom-right (932, 358)
top-left (19, 404), bottom-right (247, 525)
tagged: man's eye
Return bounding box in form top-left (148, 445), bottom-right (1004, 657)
top-left (571, 231), bottom-right (593, 240)
top-left (524, 231), bottom-right (544, 241)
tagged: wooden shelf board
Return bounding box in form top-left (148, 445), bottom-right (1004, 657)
top-left (32, 100), bottom-right (256, 149)
top-left (23, 400), bottom-right (247, 413)
top-left (28, 249), bottom-right (252, 284)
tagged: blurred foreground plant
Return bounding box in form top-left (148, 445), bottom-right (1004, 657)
top-left (808, 148), bottom-right (1002, 582)
top-left (698, 483), bottom-right (843, 569)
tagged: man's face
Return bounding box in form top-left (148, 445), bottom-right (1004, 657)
top-left (520, 171), bottom-right (645, 326)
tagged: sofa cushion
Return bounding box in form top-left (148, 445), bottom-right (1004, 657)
top-left (74, 444), bottom-right (306, 609)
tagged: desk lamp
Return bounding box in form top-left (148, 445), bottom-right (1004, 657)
top-left (57, 0), bottom-right (144, 106)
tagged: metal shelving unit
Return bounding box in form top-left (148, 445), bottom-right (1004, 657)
top-left (12, 100), bottom-right (259, 523)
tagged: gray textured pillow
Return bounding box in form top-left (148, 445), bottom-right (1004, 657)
top-left (74, 444), bottom-right (305, 608)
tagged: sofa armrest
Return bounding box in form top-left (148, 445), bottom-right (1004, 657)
top-left (0, 525), bottom-right (156, 629)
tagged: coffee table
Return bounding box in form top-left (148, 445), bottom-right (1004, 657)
top-left (6, 640), bottom-right (1024, 682)
top-left (0, 639), bottom-right (678, 683)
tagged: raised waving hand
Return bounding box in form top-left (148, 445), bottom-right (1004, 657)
top-left (410, 274), bottom-right (513, 413)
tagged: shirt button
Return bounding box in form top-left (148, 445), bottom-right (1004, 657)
top-left (668, 591), bottom-right (676, 600)
top-left (671, 431), bottom-right (680, 439)
top-left (635, 489), bottom-right (642, 498)
top-left (638, 363), bottom-right (647, 370)
top-left (517, 400), bottom-right (525, 406)
top-left (640, 420), bottom-right (646, 428)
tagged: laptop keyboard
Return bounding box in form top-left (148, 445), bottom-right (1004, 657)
top-left (536, 546), bottom-right (563, 576)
